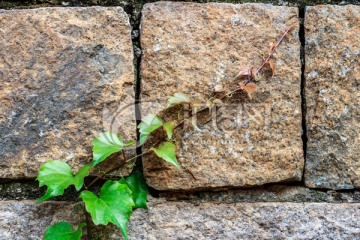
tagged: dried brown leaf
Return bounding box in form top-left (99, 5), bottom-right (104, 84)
top-left (250, 67), bottom-right (257, 79)
top-left (235, 66), bottom-right (251, 78)
top-left (268, 59), bottom-right (276, 76)
top-left (239, 82), bottom-right (257, 94)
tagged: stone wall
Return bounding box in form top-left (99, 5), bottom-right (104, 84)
top-left (0, 1), bottom-right (359, 239)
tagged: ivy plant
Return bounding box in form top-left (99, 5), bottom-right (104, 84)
top-left (36, 23), bottom-right (295, 239)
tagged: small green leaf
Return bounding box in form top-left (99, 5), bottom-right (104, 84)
top-left (37, 160), bottom-right (89, 202)
top-left (44, 222), bottom-right (85, 240)
top-left (92, 132), bottom-right (124, 166)
top-left (137, 115), bottom-right (163, 145)
top-left (79, 181), bottom-right (135, 240)
top-left (138, 114), bottom-right (163, 134)
top-left (139, 133), bottom-right (149, 146)
top-left (120, 170), bottom-right (149, 209)
top-left (151, 141), bottom-right (181, 169)
top-left (163, 122), bottom-right (175, 139)
top-left (74, 164), bottom-right (91, 191)
top-left (166, 93), bottom-right (191, 108)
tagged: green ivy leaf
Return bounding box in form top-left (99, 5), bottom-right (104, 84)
top-left (163, 122), bottom-right (175, 139)
top-left (92, 132), bottom-right (124, 166)
top-left (44, 222), bottom-right (85, 240)
top-left (120, 170), bottom-right (149, 209)
top-left (151, 141), bottom-right (181, 169)
top-left (166, 93), bottom-right (191, 108)
top-left (74, 164), bottom-right (91, 190)
top-left (137, 115), bottom-right (163, 145)
top-left (79, 181), bottom-right (135, 240)
top-left (139, 133), bottom-right (149, 146)
top-left (36, 160), bottom-right (90, 202)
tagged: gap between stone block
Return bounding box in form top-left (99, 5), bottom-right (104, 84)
top-left (130, 4), bottom-right (161, 198)
top-left (299, 6), bottom-right (308, 184)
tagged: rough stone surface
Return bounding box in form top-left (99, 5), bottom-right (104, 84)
top-left (1, 0), bottom-right (360, 10)
top-left (102, 198), bottom-right (360, 239)
top-left (304, 5), bottom-right (360, 189)
top-left (0, 201), bottom-right (84, 240)
top-left (0, 7), bottom-right (136, 178)
top-left (140, 2), bottom-right (303, 190)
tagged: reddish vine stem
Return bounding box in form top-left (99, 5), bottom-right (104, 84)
top-left (87, 23), bottom-right (295, 187)
top-left (256, 22), bottom-right (296, 75)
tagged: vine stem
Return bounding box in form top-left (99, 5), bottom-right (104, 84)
top-left (86, 151), bottom-right (147, 189)
top-left (87, 85), bottom-right (244, 188)
top-left (256, 22), bottom-right (296, 74)
top-left (87, 23), bottom-right (295, 188)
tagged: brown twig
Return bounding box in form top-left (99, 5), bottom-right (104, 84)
top-left (184, 168), bottom-right (198, 181)
top-left (256, 22), bottom-right (296, 74)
